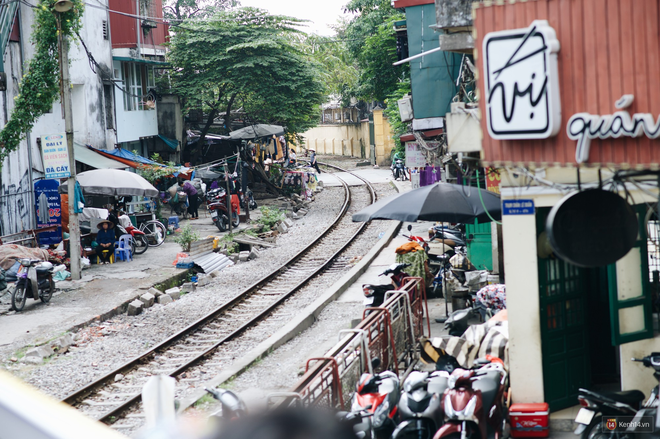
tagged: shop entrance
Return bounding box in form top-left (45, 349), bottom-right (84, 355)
top-left (536, 209), bottom-right (618, 410)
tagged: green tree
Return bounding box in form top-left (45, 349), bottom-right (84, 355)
top-left (343, 0), bottom-right (405, 102)
top-left (297, 32), bottom-right (359, 107)
top-left (167, 7), bottom-right (324, 144)
top-left (383, 77), bottom-right (411, 153)
top-left (163, 0), bottom-right (238, 21)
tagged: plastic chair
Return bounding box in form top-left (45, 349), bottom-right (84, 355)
top-left (114, 234), bottom-right (133, 262)
top-left (168, 216), bottom-right (180, 229)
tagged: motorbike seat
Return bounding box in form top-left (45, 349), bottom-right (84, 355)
top-left (603, 390), bottom-right (646, 407)
top-left (36, 266), bottom-right (51, 275)
top-left (472, 371), bottom-right (501, 410)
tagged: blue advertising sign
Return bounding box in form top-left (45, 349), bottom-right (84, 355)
top-left (34, 179), bottom-right (62, 245)
top-left (502, 199), bottom-right (535, 215)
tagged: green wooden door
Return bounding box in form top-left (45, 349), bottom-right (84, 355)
top-left (537, 209), bottom-right (591, 411)
top-left (466, 220), bottom-right (493, 270)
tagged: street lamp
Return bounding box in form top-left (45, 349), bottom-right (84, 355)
top-left (54, 3), bottom-right (81, 280)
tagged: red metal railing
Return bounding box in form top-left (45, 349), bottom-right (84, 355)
top-left (283, 276), bottom-right (427, 409)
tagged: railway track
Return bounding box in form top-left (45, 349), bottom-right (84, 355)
top-left (62, 165), bottom-right (377, 431)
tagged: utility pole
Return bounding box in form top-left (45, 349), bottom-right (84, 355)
top-left (224, 163), bottom-right (232, 234)
top-left (55, 5), bottom-right (81, 280)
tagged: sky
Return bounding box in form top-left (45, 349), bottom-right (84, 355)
top-left (238, 0), bottom-right (351, 36)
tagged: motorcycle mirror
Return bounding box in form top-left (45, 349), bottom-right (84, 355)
top-left (371, 357), bottom-right (381, 369)
top-left (407, 225), bottom-right (412, 232)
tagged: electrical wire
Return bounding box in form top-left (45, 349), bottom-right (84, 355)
top-left (76, 30), bottom-right (160, 102)
top-left (475, 168), bottom-right (502, 225)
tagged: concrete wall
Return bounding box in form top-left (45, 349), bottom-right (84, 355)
top-left (301, 109), bottom-right (396, 166)
top-left (301, 123), bottom-right (367, 159)
top-left (0, 2), bottom-right (115, 235)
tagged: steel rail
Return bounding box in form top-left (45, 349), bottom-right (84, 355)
top-left (62, 165), bottom-right (376, 426)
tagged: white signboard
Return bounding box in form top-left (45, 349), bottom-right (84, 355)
top-left (41, 133), bottom-right (70, 179)
top-left (405, 142), bottom-right (426, 168)
top-left (483, 20), bottom-right (561, 140)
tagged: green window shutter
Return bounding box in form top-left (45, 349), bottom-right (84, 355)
top-left (608, 206), bottom-right (654, 345)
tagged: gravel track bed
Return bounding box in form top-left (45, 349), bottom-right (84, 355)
top-left (3, 187), bottom-right (345, 398)
top-left (3, 176), bottom-right (397, 437)
top-left (97, 183), bottom-right (380, 433)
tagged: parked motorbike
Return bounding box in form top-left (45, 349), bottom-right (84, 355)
top-left (429, 225), bottom-right (467, 248)
top-left (573, 354), bottom-right (660, 438)
top-left (11, 258), bottom-right (55, 311)
top-left (206, 387), bottom-right (248, 429)
top-left (363, 263), bottom-right (411, 310)
top-left (392, 158), bottom-right (408, 181)
top-left (434, 357), bottom-right (510, 439)
top-left (391, 370), bottom-right (450, 439)
top-left (206, 187), bottom-right (240, 232)
top-left (346, 358), bottom-right (401, 439)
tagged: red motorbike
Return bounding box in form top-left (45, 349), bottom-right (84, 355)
top-left (434, 357), bottom-right (510, 439)
top-left (206, 187), bottom-right (240, 232)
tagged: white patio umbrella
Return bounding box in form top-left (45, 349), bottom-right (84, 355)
top-left (61, 169), bottom-right (159, 197)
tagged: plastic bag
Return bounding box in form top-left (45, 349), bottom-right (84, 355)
top-left (81, 257), bottom-right (91, 269)
top-left (53, 270), bottom-right (71, 281)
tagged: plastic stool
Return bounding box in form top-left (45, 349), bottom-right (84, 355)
top-left (168, 216), bottom-right (180, 229)
top-left (95, 250), bottom-right (115, 264)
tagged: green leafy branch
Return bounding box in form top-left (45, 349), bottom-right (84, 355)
top-left (0, 0), bottom-right (83, 163)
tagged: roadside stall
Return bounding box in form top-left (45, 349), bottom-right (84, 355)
top-left (352, 181), bottom-right (503, 322)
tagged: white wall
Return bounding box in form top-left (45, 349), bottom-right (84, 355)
top-left (112, 59), bottom-right (158, 144)
top-left (501, 206), bottom-right (545, 403)
top-left (0, 2), bottom-right (116, 235)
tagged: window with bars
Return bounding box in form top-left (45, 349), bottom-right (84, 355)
top-left (120, 62), bottom-right (155, 111)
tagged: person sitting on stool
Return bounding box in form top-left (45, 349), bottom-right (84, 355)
top-left (96, 219), bottom-right (116, 264)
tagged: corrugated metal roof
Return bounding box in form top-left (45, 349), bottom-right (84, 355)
top-left (193, 253), bottom-right (233, 274)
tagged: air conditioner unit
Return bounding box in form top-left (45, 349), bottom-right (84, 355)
top-left (397, 95), bottom-right (413, 122)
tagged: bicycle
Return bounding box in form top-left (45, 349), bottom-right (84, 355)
top-left (138, 218), bottom-right (167, 247)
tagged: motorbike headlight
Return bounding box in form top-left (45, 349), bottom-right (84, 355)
top-left (20, 259), bottom-right (31, 267)
top-left (363, 287), bottom-right (374, 297)
top-left (373, 399), bottom-right (389, 426)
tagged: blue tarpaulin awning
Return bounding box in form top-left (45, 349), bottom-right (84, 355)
top-left (158, 135), bottom-right (179, 150)
top-left (104, 148), bottom-right (163, 166)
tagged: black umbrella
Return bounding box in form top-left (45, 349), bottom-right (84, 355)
top-left (352, 182), bottom-right (501, 223)
top-left (228, 124), bottom-right (285, 140)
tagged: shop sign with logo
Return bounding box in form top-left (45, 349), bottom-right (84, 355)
top-left (41, 133), bottom-right (70, 179)
top-left (483, 20), bottom-right (561, 140)
top-left (476, 0), bottom-right (660, 168)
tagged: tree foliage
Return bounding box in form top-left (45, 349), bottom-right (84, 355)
top-left (297, 32), bottom-right (359, 107)
top-left (383, 78), bottom-right (411, 154)
top-left (342, 0), bottom-right (406, 102)
top-left (0, 0), bottom-right (84, 162)
top-left (167, 7), bottom-right (324, 143)
top-left (163, 0), bottom-right (237, 21)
